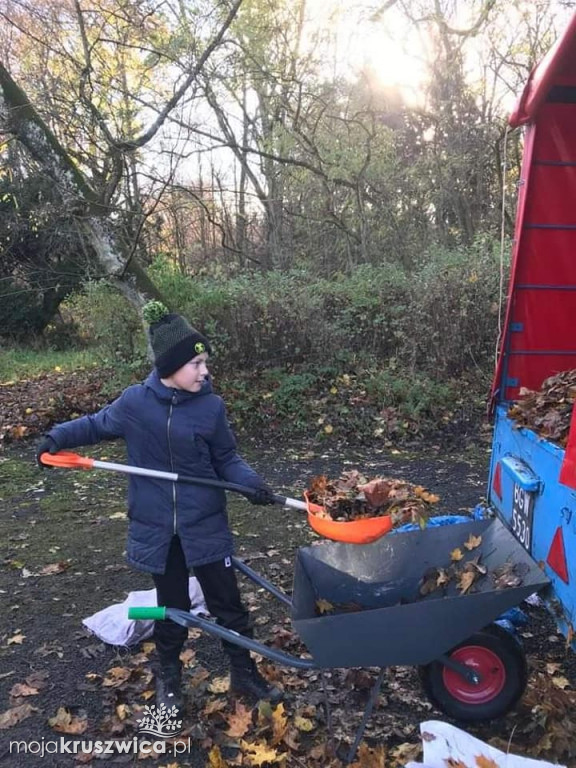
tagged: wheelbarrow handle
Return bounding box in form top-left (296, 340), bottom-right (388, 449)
top-left (40, 451), bottom-right (308, 510)
top-left (127, 606), bottom-right (316, 670)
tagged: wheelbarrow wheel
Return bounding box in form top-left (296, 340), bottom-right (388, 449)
top-left (419, 624), bottom-right (527, 721)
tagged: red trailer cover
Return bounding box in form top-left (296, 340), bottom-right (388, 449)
top-left (491, 12), bottom-right (576, 405)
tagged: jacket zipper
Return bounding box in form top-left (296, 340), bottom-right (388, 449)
top-left (167, 396), bottom-right (177, 534)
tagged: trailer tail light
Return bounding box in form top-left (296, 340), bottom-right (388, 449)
top-left (492, 462), bottom-right (502, 500)
top-left (546, 527), bottom-right (569, 584)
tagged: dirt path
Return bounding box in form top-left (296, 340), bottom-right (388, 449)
top-left (0, 439), bottom-right (574, 768)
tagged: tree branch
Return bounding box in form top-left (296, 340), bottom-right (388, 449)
top-left (114, 0), bottom-right (244, 151)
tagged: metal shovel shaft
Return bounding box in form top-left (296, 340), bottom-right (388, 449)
top-left (48, 454), bottom-right (308, 511)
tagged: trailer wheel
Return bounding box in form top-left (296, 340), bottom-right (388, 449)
top-left (419, 624), bottom-right (527, 721)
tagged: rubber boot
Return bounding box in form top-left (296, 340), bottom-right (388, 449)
top-left (229, 657), bottom-right (283, 704)
top-left (155, 659), bottom-right (184, 715)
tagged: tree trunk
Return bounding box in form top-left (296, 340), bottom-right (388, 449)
top-left (0, 62), bottom-right (165, 316)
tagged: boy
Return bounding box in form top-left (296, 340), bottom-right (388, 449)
top-left (36, 302), bottom-right (282, 713)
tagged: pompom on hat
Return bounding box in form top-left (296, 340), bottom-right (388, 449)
top-left (143, 301), bottom-right (212, 378)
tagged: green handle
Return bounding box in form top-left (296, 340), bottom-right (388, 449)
top-left (128, 606), bottom-right (166, 620)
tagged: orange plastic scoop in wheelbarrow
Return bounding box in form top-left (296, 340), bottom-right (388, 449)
top-left (304, 492), bottom-right (393, 544)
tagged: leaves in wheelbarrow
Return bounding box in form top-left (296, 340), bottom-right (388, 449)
top-left (307, 470), bottom-right (439, 526)
top-left (315, 599), bottom-right (366, 615)
top-left (492, 561), bottom-right (528, 589)
top-left (418, 548), bottom-right (525, 598)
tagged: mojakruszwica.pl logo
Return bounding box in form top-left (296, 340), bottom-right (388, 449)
top-left (9, 704), bottom-right (187, 758)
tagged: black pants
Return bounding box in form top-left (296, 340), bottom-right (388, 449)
top-left (152, 536), bottom-right (252, 665)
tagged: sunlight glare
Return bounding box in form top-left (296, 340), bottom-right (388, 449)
top-left (304, 0), bottom-right (427, 103)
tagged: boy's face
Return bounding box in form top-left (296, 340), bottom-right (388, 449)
top-left (165, 352), bottom-right (209, 392)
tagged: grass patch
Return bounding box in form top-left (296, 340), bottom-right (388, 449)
top-left (0, 346), bottom-right (101, 383)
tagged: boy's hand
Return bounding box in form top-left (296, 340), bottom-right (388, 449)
top-left (36, 436), bottom-right (58, 468)
top-left (244, 485), bottom-right (276, 506)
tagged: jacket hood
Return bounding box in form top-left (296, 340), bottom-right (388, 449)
top-left (144, 369), bottom-right (213, 402)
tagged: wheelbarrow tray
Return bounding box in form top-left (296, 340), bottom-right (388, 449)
top-left (291, 518), bottom-right (548, 668)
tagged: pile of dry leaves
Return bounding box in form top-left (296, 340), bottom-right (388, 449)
top-left (508, 369), bottom-right (576, 446)
top-left (306, 470), bottom-right (439, 528)
top-left (0, 367), bottom-right (115, 443)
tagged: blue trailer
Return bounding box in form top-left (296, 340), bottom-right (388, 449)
top-left (488, 11), bottom-right (576, 650)
top-left (405, 11), bottom-right (576, 721)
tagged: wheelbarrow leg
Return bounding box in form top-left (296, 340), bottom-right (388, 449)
top-left (320, 671), bottom-right (334, 744)
top-left (345, 668), bottom-right (386, 765)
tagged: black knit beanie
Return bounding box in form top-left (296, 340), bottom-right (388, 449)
top-left (143, 301), bottom-right (212, 378)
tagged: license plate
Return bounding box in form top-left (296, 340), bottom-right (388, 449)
top-left (511, 484), bottom-right (534, 551)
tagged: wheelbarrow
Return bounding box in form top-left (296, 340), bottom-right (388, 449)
top-left (41, 452), bottom-right (548, 760)
top-left (128, 519), bottom-right (548, 762)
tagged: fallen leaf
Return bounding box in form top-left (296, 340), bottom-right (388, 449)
top-left (420, 568), bottom-right (441, 596)
top-left (271, 703), bottom-right (288, 745)
top-left (445, 759), bottom-right (469, 768)
top-left (226, 701), bottom-right (253, 738)
top-left (180, 648), bottom-right (196, 667)
top-left (39, 561), bottom-right (70, 575)
top-left (102, 667), bottom-right (132, 687)
top-left (256, 699), bottom-right (273, 726)
top-left (240, 740), bottom-right (285, 766)
top-left (207, 675), bottom-right (230, 694)
top-left (436, 568), bottom-right (451, 587)
top-left (293, 715), bottom-right (315, 732)
top-left (48, 707), bottom-right (87, 734)
top-left (450, 548), bottom-right (464, 562)
top-left (9, 683), bottom-right (40, 698)
top-left (208, 745), bottom-right (229, 768)
top-left (188, 667), bottom-right (210, 688)
top-left (458, 571), bottom-right (477, 594)
top-left (358, 479), bottom-right (394, 508)
top-left (315, 598), bottom-right (334, 615)
top-left (552, 676), bottom-right (570, 689)
top-left (0, 703), bottom-right (36, 729)
top-left (475, 757), bottom-right (499, 768)
top-left (463, 534), bottom-right (482, 551)
top-left (7, 633), bottom-right (25, 645)
top-left (116, 704), bottom-right (130, 720)
top-left (492, 562), bottom-right (524, 590)
top-left (282, 726), bottom-right (300, 751)
top-left (204, 699), bottom-right (228, 717)
top-left (349, 743), bottom-right (387, 767)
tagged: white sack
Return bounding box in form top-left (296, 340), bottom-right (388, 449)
top-left (404, 721), bottom-right (566, 768)
top-left (82, 577), bottom-right (208, 647)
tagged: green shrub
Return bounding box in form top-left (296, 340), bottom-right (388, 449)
top-left (66, 281), bottom-right (146, 365)
top-left (145, 240), bottom-right (505, 384)
top-left (49, 237), bottom-right (505, 441)
top-left (399, 236), bottom-right (509, 378)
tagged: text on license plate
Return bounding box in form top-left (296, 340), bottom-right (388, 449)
top-left (511, 484), bottom-right (534, 550)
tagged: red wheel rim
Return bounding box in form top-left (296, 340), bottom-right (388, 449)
top-left (442, 645), bottom-right (506, 704)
